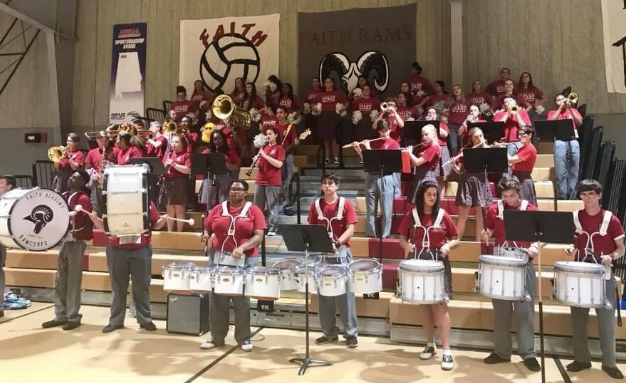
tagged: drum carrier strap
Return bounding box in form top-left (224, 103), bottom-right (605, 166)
top-left (572, 209), bottom-right (613, 262)
top-left (496, 199), bottom-right (528, 249)
top-left (219, 200), bottom-right (253, 255)
top-left (411, 207), bottom-right (445, 260)
top-left (315, 197), bottom-right (345, 241)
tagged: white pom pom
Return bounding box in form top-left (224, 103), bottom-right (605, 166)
top-left (335, 102), bottom-right (344, 115)
top-left (535, 105), bottom-right (545, 115)
top-left (417, 90), bottom-right (426, 97)
top-left (75, 205), bottom-right (83, 212)
top-left (303, 103), bottom-right (311, 115)
top-left (288, 112), bottom-right (301, 125)
top-left (369, 110), bottom-right (379, 121)
top-left (353, 88), bottom-right (363, 98)
top-left (253, 133), bottom-right (268, 148)
top-left (405, 117), bottom-right (415, 121)
top-left (352, 111), bottom-right (363, 125)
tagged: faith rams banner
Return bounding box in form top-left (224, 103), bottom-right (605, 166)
top-left (179, 14), bottom-right (280, 97)
top-left (601, 0), bottom-right (626, 93)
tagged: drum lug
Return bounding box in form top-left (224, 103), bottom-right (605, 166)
top-left (474, 271), bottom-right (479, 293)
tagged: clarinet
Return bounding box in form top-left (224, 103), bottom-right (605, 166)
top-left (246, 145), bottom-right (266, 176)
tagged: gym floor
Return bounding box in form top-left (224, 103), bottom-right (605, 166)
top-left (0, 304), bottom-right (619, 382)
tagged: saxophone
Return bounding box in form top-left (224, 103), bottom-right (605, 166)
top-left (98, 145), bottom-right (106, 188)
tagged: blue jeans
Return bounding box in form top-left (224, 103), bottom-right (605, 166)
top-left (554, 139), bottom-right (580, 199)
top-left (507, 142), bottom-right (523, 174)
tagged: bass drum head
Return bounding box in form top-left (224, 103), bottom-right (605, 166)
top-left (3, 189), bottom-right (69, 251)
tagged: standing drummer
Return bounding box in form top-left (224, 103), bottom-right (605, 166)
top-left (200, 180), bottom-right (266, 352)
top-left (307, 173), bottom-right (359, 348)
top-left (481, 175), bottom-right (541, 372)
top-left (564, 179), bottom-right (624, 379)
top-left (0, 175), bottom-right (16, 318)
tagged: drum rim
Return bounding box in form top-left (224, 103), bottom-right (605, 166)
top-left (554, 261), bottom-right (604, 273)
top-left (399, 259), bottom-right (444, 272)
top-left (245, 266), bottom-right (280, 275)
top-left (163, 262), bottom-right (197, 270)
top-left (316, 265), bottom-right (347, 278)
top-left (347, 259), bottom-right (382, 274)
top-left (479, 254), bottom-right (527, 266)
top-left (215, 266), bottom-right (244, 275)
top-left (271, 258), bottom-right (303, 269)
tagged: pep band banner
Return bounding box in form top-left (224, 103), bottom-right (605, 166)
top-left (601, 0), bottom-right (626, 93)
top-left (179, 14), bottom-right (280, 98)
top-left (109, 23), bottom-right (147, 123)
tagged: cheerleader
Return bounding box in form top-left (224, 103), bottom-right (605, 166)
top-left (372, 97), bottom-right (404, 143)
top-left (453, 127), bottom-right (493, 241)
top-left (265, 75), bottom-right (283, 109)
top-left (313, 77), bottom-right (348, 165)
top-left (351, 84), bottom-right (380, 141)
top-left (230, 77), bottom-right (246, 106)
top-left (52, 133), bottom-right (84, 194)
top-left (278, 82), bottom-right (303, 114)
top-left (446, 85), bottom-right (469, 157)
top-left (507, 126), bottom-right (538, 206)
top-left (465, 80), bottom-right (492, 114)
top-left (242, 82), bottom-right (266, 112)
top-left (348, 75), bottom-right (376, 102)
top-left (253, 127), bottom-right (284, 235)
top-left (405, 124), bottom-right (441, 205)
top-left (424, 108), bottom-right (451, 199)
top-left (303, 77), bottom-right (324, 144)
top-left (398, 181), bottom-right (460, 371)
top-left (516, 72), bottom-right (545, 120)
top-left (160, 135), bottom-right (191, 232)
top-left (198, 130), bottom-right (241, 211)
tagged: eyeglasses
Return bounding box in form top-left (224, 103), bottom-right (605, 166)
top-left (230, 188), bottom-right (245, 192)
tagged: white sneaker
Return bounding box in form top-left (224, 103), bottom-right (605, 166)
top-left (241, 340), bottom-right (253, 352)
top-left (441, 354), bottom-right (454, 370)
top-left (419, 346), bottom-right (437, 360)
top-left (200, 339), bottom-right (223, 350)
top-left (267, 231), bottom-right (276, 236)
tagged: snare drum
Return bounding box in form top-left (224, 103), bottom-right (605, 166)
top-left (294, 264), bottom-right (317, 293)
top-left (162, 263), bottom-right (196, 291)
top-left (271, 258), bottom-right (302, 291)
top-left (244, 266), bottom-right (281, 300)
top-left (0, 188), bottom-right (70, 251)
top-left (347, 259), bottom-right (382, 295)
top-left (316, 266), bottom-right (348, 297)
top-left (214, 251), bottom-right (245, 267)
top-left (553, 261), bottom-right (608, 308)
top-left (478, 255), bottom-right (528, 300)
top-left (214, 266), bottom-right (245, 296)
top-left (189, 266), bottom-right (214, 292)
top-left (495, 246), bottom-right (529, 263)
top-left (398, 259), bottom-right (447, 303)
top-left (103, 165), bottom-right (149, 236)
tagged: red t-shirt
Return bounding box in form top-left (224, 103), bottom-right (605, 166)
top-left (485, 201), bottom-right (539, 248)
top-left (170, 100), bottom-right (197, 121)
top-left (242, 95), bottom-right (265, 111)
top-left (204, 202), bottom-right (267, 257)
top-left (353, 97), bottom-right (381, 114)
top-left (417, 144), bottom-right (441, 171)
top-left (370, 137), bottom-right (400, 150)
top-left (493, 94), bottom-right (530, 111)
top-left (485, 80), bottom-right (507, 97)
top-left (305, 88), bottom-right (323, 103)
top-left (493, 110), bottom-right (532, 142)
top-left (512, 144), bottom-right (537, 173)
top-left (255, 144), bottom-right (285, 186)
top-left (426, 94), bottom-right (449, 108)
top-left (517, 87), bottom-right (544, 106)
top-left (466, 92), bottom-right (492, 106)
top-left (64, 191), bottom-right (93, 241)
top-left (163, 150), bottom-right (191, 178)
top-left (276, 123), bottom-right (297, 152)
top-left (307, 198), bottom-right (358, 247)
top-left (407, 75), bottom-right (434, 95)
top-left (385, 114), bottom-right (402, 142)
top-left (547, 109), bottom-right (583, 133)
top-left (191, 90), bottom-right (213, 111)
top-left (447, 100), bottom-right (469, 125)
top-left (218, 127), bottom-right (240, 155)
top-left (267, 90), bottom-right (281, 107)
top-left (314, 90), bottom-right (347, 112)
top-left (278, 96), bottom-right (302, 113)
top-left (397, 106), bottom-right (420, 121)
top-left (438, 122), bottom-right (450, 146)
top-left (261, 116), bottom-right (278, 130)
top-left (57, 149), bottom-right (84, 172)
top-left (108, 201), bottom-right (160, 249)
top-left (146, 136), bottom-right (168, 159)
top-left (412, 95), bottom-right (426, 107)
top-left (85, 147), bottom-right (104, 172)
top-left (115, 146), bottom-right (143, 165)
top-left (398, 210), bottom-right (459, 249)
top-left (575, 209), bottom-right (626, 262)
top-left (230, 89), bottom-right (246, 106)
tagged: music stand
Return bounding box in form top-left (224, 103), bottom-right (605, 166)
top-left (278, 224), bottom-right (334, 376)
top-left (503, 210), bottom-right (575, 383)
top-left (191, 153), bottom-right (228, 207)
top-left (468, 121), bottom-right (505, 143)
top-left (463, 147), bottom-right (508, 176)
top-left (402, 121), bottom-right (440, 146)
top-left (534, 119), bottom-right (575, 142)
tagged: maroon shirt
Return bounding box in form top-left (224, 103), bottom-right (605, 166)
top-left (205, 203), bottom-right (267, 257)
top-left (64, 191), bottom-right (93, 241)
top-left (447, 100), bottom-right (470, 125)
top-left (314, 90), bottom-right (347, 112)
top-left (466, 92), bottom-right (492, 106)
top-left (398, 210), bottom-right (459, 249)
top-left (307, 198), bottom-right (359, 247)
top-left (255, 144), bottom-right (285, 186)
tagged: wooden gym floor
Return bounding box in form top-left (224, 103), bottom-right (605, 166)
top-left (0, 304), bottom-right (621, 382)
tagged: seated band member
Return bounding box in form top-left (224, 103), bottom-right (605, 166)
top-left (169, 85), bottom-right (198, 123)
top-left (548, 94), bottom-right (583, 199)
top-left (493, 95), bottom-right (531, 159)
top-left (423, 107), bottom-right (451, 199)
top-left (405, 124), bottom-right (441, 205)
top-left (115, 132), bottom-right (143, 165)
top-left (398, 181), bottom-right (460, 371)
top-left (307, 173), bottom-right (359, 348)
top-left (200, 180), bottom-right (266, 352)
top-left (53, 133), bottom-right (84, 194)
top-left (198, 130), bottom-right (241, 211)
top-left (0, 175), bottom-right (16, 319)
top-left (481, 175), bottom-right (541, 372)
top-left (453, 127), bottom-right (493, 241)
top-left (145, 122), bottom-right (168, 159)
top-left (507, 126), bottom-right (538, 206)
top-left (352, 120), bottom-right (399, 238)
top-left (88, 201), bottom-right (166, 333)
top-left (466, 80), bottom-right (492, 116)
top-left (42, 170), bottom-right (93, 331)
top-left (253, 127), bottom-right (284, 235)
top-left (160, 135), bottom-right (191, 232)
top-left (564, 180), bottom-right (625, 380)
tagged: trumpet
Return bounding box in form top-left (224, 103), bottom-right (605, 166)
top-left (509, 105), bottom-right (519, 113)
top-left (566, 92), bottom-right (578, 106)
top-left (47, 146), bottom-right (66, 163)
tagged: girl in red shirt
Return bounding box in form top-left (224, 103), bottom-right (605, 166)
top-left (406, 124), bottom-right (442, 204)
top-left (253, 127), bottom-right (285, 235)
top-left (314, 77), bottom-right (348, 165)
top-left (115, 132), bottom-right (143, 165)
top-left (516, 72), bottom-right (545, 119)
top-left (279, 83), bottom-right (303, 115)
top-left (446, 85), bottom-right (469, 157)
top-left (351, 84), bottom-right (380, 141)
top-left (348, 75), bottom-right (377, 102)
top-left (397, 92), bottom-right (420, 121)
top-left (304, 77), bottom-right (324, 143)
top-left (508, 126), bottom-right (537, 206)
top-left (160, 135), bottom-right (192, 232)
top-left (230, 77), bottom-right (245, 106)
top-left (265, 75), bottom-right (283, 110)
top-left (466, 80), bottom-right (492, 116)
top-left (198, 130), bottom-right (241, 211)
top-left (407, 61), bottom-right (434, 96)
top-left (424, 80), bottom-right (450, 110)
top-left (458, 104), bottom-right (486, 147)
top-left (191, 79), bottom-right (214, 114)
top-left (424, 108), bottom-right (451, 190)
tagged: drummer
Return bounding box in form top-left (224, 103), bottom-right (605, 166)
top-left (306, 173), bottom-right (359, 348)
top-left (88, 200), bottom-right (166, 333)
top-left (564, 179), bottom-right (624, 380)
top-left (200, 180), bottom-right (266, 352)
top-left (41, 170), bottom-right (93, 331)
top-left (0, 175), bottom-right (16, 319)
top-left (52, 133), bottom-right (84, 194)
top-left (481, 175), bottom-right (541, 372)
top-left (398, 180), bottom-right (460, 371)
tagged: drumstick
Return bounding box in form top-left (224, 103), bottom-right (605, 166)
top-left (165, 216), bottom-right (195, 225)
top-left (74, 204), bottom-right (96, 218)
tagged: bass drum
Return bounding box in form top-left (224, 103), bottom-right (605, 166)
top-left (103, 164), bottom-right (149, 236)
top-left (0, 188), bottom-right (70, 251)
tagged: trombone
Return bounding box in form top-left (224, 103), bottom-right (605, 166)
top-left (565, 92), bottom-right (578, 106)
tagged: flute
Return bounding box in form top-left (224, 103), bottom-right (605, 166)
top-left (342, 137), bottom-right (385, 148)
top-left (441, 140), bottom-right (488, 167)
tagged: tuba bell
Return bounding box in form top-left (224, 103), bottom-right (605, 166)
top-left (47, 146), bottom-right (66, 163)
top-left (211, 94), bottom-right (251, 130)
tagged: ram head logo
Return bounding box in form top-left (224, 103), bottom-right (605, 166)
top-left (319, 51), bottom-right (390, 95)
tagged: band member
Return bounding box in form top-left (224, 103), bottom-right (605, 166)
top-left (308, 173), bottom-right (359, 348)
top-left (517, 72), bottom-right (545, 119)
top-left (352, 120), bottom-right (399, 238)
top-left (400, 81), bottom-right (415, 105)
top-left (466, 80), bottom-right (492, 113)
top-left (397, 92), bottom-right (420, 122)
top-left (190, 79), bottom-right (214, 115)
top-left (304, 77), bottom-right (324, 143)
top-left (407, 61), bottom-right (434, 96)
top-left (446, 85), bottom-right (469, 157)
top-left (423, 109), bottom-right (451, 198)
top-left (115, 132), bottom-right (143, 165)
top-left (145, 122), bottom-right (168, 159)
top-left (260, 106), bottom-right (279, 132)
top-left (278, 82), bottom-right (303, 114)
top-left (265, 75), bottom-right (283, 109)
top-left (458, 104), bottom-right (486, 147)
top-left (0, 175), bottom-right (16, 319)
top-left (200, 180), bottom-right (266, 351)
top-left (423, 80), bottom-right (450, 110)
top-left (275, 106), bottom-right (300, 205)
top-left (198, 130), bottom-right (241, 211)
top-left (482, 175), bottom-right (541, 372)
top-left (254, 127), bottom-right (284, 235)
top-left (352, 84), bottom-right (380, 141)
top-left (243, 82), bottom-right (266, 112)
top-left (507, 126), bottom-right (538, 206)
top-left (230, 77), bottom-right (246, 106)
top-left (493, 96), bottom-right (531, 158)
top-left (169, 85), bottom-right (198, 123)
top-left (492, 79), bottom-right (529, 112)
top-left (564, 179), bottom-right (625, 380)
top-left (160, 135), bottom-right (191, 232)
top-left (548, 94), bottom-right (583, 199)
top-left (88, 201), bottom-right (166, 333)
top-left (85, 131), bottom-right (116, 216)
top-left (372, 97), bottom-right (405, 143)
top-left (348, 75), bottom-right (376, 102)
top-left (41, 170), bottom-right (93, 331)
top-left (453, 128), bottom-right (493, 241)
top-left (313, 77), bottom-right (347, 165)
top-left (406, 124), bottom-right (441, 204)
top-left (52, 133), bottom-right (84, 194)
top-left (485, 67), bottom-right (511, 97)
top-left (398, 181), bottom-right (460, 371)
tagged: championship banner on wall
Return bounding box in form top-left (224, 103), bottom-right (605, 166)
top-left (298, 4), bottom-right (416, 97)
top-left (601, 0), bottom-right (626, 93)
top-left (179, 14), bottom-right (280, 97)
top-left (109, 23), bottom-right (147, 123)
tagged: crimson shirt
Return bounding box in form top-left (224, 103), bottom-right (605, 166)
top-left (307, 198), bottom-right (358, 247)
top-left (466, 92), bottom-right (492, 106)
top-left (417, 144), bottom-right (441, 171)
top-left (385, 114), bottom-right (402, 142)
top-left (397, 106), bottom-right (420, 121)
top-left (146, 136), bottom-right (168, 159)
top-left (438, 122), bottom-right (450, 146)
top-left (485, 80), bottom-right (507, 97)
top-left (447, 101), bottom-right (470, 125)
top-left (57, 149), bottom-right (84, 172)
top-left (426, 94), bottom-right (449, 109)
top-left (493, 110), bottom-right (532, 142)
top-left (278, 96), bottom-right (302, 113)
top-left (493, 94), bottom-right (530, 111)
top-left (64, 191), bottom-right (93, 241)
top-left (116, 146), bottom-right (143, 165)
top-left (398, 210), bottom-right (459, 249)
top-left (255, 144), bottom-right (285, 186)
top-left (85, 147), bottom-right (110, 172)
top-left (108, 201), bottom-right (160, 249)
top-left (230, 89), bottom-right (246, 106)
top-left (314, 90), bottom-right (347, 112)
top-left (261, 116), bottom-right (278, 130)
top-left (353, 97), bottom-right (381, 114)
top-left (575, 209), bottom-right (625, 262)
top-left (170, 100), bottom-right (197, 121)
top-left (305, 88), bottom-right (323, 103)
top-left (242, 95), bottom-right (265, 111)
top-left (191, 90), bottom-right (213, 111)
top-left (517, 86), bottom-right (544, 106)
top-left (407, 75), bottom-right (434, 95)
top-left (276, 123), bottom-right (297, 152)
top-left (547, 109), bottom-right (583, 133)
top-left (512, 144), bottom-right (537, 173)
top-left (163, 150), bottom-right (191, 178)
top-left (485, 201), bottom-right (539, 248)
top-left (370, 138), bottom-right (400, 150)
top-left (204, 202), bottom-right (267, 257)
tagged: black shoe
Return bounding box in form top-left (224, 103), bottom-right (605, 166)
top-left (523, 357), bottom-right (541, 372)
top-left (566, 361), bottom-right (592, 372)
top-left (346, 336), bottom-right (358, 348)
top-left (602, 365), bottom-right (624, 379)
top-left (315, 335), bottom-right (338, 345)
top-left (102, 323), bottom-right (124, 333)
top-left (62, 322), bottom-right (81, 331)
top-left (42, 319), bottom-right (67, 329)
top-left (140, 322), bottom-right (157, 331)
top-left (484, 353), bottom-right (510, 364)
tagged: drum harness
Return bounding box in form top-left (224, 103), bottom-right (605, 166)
top-left (494, 199), bottom-right (529, 257)
top-left (314, 197), bottom-right (348, 265)
top-left (411, 207), bottom-right (445, 261)
top-left (61, 191), bottom-right (86, 244)
top-left (215, 200), bottom-right (253, 267)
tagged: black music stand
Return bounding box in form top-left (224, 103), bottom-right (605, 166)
top-left (534, 119), bottom-right (575, 142)
top-left (463, 147), bottom-right (508, 175)
top-left (128, 157), bottom-right (166, 205)
top-left (402, 121), bottom-right (440, 147)
top-left (468, 121), bottom-right (505, 143)
top-left (503, 210), bottom-right (575, 383)
top-left (191, 153), bottom-right (229, 207)
top-left (278, 224), bottom-right (334, 376)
